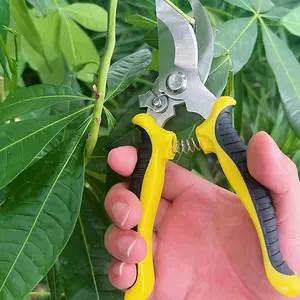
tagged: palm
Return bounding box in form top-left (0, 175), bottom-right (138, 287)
top-left (152, 183), bottom-right (286, 300)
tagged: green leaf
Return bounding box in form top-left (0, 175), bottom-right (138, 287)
top-left (21, 12), bottom-right (65, 84)
top-left (106, 49), bottom-right (152, 101)
top-left (147, 49), bottom-right (159, 72)
top-left (0, 84), bottom-right (93, 123)
top-left (126, 14), bottom-right (157, 29)
top-left (62, 3), bottom-right (107, 32)
top-left (26, 0), bottom-right (50, 15)
top-left (262, 7), bottom-right (290, 20)
top-left (225, 0), bottom-right (274, 13)
top-left (144, 28), bottom-right (158, 49)
top-left (261, 20), bottom-right (300, 139)
top-left (281, 6), bottom-right (300, 36)
top-left (59, 179), bottom-right (123, 299)
top-left (104, 107), bottom-right (117, 133)
top-left (59, 14), bottom-right (99, 78)
top-left (0, 0), bottom-right (10, 75)
top-left (11, 0), bottom-right (45, 59)
top-left (0, 106), bottom-right (91, 190)
top-left (205, 55), bottom-right (231, 97)
top-left (214, 17), bottom-right (258, 73)
top-left (0, 119), bottom-right (90, 299)
top-left (109, 105), bottom-right (141, 149)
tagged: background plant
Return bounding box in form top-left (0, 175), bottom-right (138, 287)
top-left (0, 0), bottom-right (300, 299)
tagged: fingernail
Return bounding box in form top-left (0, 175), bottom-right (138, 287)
top-left (117, 236), bottom-right (137, 257)
top-left (113, 262), bottom-right (125, 276)
top-left (112, 202), bottom-right (131, 227)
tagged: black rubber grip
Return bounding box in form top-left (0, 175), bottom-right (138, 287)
top-left (215, 106), bottom-right (294, 276)
top-left (131, 128), bottom-right (153, 198)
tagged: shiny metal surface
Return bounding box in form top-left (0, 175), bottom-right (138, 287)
top-left (140, 0), bottom-right (217, 126)
top-left (189, 0), bottom-right (214, 83)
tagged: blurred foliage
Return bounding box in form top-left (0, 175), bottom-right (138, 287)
top-left (0, 0), bottom-right (300, 299)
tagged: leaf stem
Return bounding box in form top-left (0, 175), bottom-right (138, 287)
top-left (0, 77), bottom-right (4, 103)
top-left (163, 0), bottom-right (195, 25)
top-left (85, 0), bottom-right (118, 161)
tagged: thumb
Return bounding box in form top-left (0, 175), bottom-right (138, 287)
top-left (247, 131), bottom-right (300, 271)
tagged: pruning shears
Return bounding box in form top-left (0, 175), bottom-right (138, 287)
top-left (125, 0), bottom-right (300, 299)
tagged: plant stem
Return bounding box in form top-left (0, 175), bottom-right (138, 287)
top-left (164, 0), bottom-right (195, 25)
top-left (85, 0), bottom-right (118, 161)
top-left (0, 77), bottom-right (4, 103)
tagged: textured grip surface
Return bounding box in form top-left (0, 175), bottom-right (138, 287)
top-left (131, 128), bottom-right (152, 198)
top-left (216, 106), bottom-right (294, 276)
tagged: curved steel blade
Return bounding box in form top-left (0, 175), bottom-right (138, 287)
top-left (189, 0), bottom-right (214, 83)
top-left (156, 0), bottom-right (198, 72)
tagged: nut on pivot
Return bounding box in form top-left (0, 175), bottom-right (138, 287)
top-left (166, 72), bottom-right (187, 94)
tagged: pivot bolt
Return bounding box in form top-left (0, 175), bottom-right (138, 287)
top-left (151, 95), bottom-right (168, 113)
top-left (166, 72), bottom-right (188, 94)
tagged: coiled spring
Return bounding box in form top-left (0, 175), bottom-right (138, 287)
top-left (173, 137), bottom-right (201, 154)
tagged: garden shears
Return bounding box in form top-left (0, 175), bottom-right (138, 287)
top-left (125, 0), bottom-right (300, 299)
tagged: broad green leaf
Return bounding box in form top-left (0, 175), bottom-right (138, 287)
top-left (214, 17), bottom-right (258, 73)
top-left (59, 179), bottom-right (123, 299)
top-left (144, 28), bottom-right (158, 49)
top-left (21, 12), bottom-right (65, 84)
top-left (281, 6), bottom-right (300, 36)
top-left (0, 120), bottom-right (90, 299)
top-left (11, 0), bottom-right (45, 58)
top-left (205, 55), bottom-right (231, 97)
top-left (0, 106), bottom-right (91, 189)
top-left (261, 20), bottom-right (300, 138)
top-left (262, 7), bottom-right (290, 20)
top-left (225, 0), bottom-right (274, 13)
top-left (59, 15), bottom-right (99, 78)
top-left (0, 84), bottom-right (93, 123)
top-left (62, 3), bottom-right (107, 32)
top-left (106, 49), bottom-right (152, 101)
top-left (126, 14), bottom-right (157, 29)
top-left (109, 105), bottom-right (141, 149)
top-left (86, 136), bottom-right (108, 176)
top-left (104, 106), bottom-right (117, 133)
top-left (0, 0), bottom-right (10, 76)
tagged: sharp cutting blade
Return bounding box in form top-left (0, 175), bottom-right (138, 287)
top-left (155, 0), bottom-right (217, 120)
top-left (189, 0), bottom-right (214, 83)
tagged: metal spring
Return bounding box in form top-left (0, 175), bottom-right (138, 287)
top-left (173, 137), bottom-right (201, 155)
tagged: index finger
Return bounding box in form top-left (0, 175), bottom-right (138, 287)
top-left (108, 146), bottom-right (217, 201)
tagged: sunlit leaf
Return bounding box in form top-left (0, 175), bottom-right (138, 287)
top-left (214, 17), bottom-right (257, 73)
top-left (21, 12), bottom-right (65, 84)
top-left (62, 3), bottom-right (107, 32)
top-left (59, 15), bottom-right (99, 80)
top-left (106, 49), bottom-right (152, 101)
top-left (281, 6), bottom-right (300, 36)
top-left (0, 120), bottom-right (90, 299)
top-left (11, 0), bottom-right (45, 58)
top-left (261, 20), bottom-right (300, 138)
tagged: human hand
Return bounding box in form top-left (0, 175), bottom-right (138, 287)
top-left (104, 132), bottom-right (300, 300)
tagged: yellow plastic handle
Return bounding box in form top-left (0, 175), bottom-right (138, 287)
top-left (125, 114), bottom-right (176, 300)
top-left (196, 96), bottom-right (300, 297)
